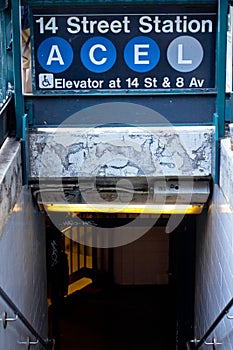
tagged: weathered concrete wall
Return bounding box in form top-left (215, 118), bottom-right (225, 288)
top-left (29, 126), bottom-right (214, 180)
top-left (195, 137), bottom-right (233, 350)
top-left (0, 138), bottom-right (22, 237)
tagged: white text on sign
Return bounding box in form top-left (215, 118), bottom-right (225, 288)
top-left (36, 15), bottom-right (213, 34)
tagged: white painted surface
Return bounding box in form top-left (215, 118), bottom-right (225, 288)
top-left (194, 137), bottom-right (233, 349)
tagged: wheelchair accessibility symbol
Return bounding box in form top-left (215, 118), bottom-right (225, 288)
top-left (39, 73), bottom-right (54, 89)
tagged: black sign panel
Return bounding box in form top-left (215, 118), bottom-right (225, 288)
top-left (32, 6), bottom-right (217, 93)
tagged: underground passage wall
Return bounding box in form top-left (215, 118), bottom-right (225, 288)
top-left (0, 138), bottom-right (48, 350)
top-left (194, 138), bottom-right (233, 349)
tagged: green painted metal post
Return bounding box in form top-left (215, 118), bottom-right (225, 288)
top-left (11, 0), bottom-right (29, 184)
top-left (216, 0), bottom-right (228, 138)
top-left (11, 0), bottom-right (25, 139)
top-left (214, 112), bottom-right (219, 183)
top-left (213, 0), bottom-right (228, 183)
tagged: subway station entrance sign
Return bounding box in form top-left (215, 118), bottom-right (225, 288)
top-left (32, 5), bottom-right (217, 93)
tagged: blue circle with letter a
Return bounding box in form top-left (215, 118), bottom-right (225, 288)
top-left (80, 37), bottom-right (116, 73)
top-left (124, 36), bottom-right (160, 73)
top-left (37, 37), bottom-right (74, 73)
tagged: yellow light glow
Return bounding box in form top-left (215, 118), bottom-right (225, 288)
top-left (13, 204), bottom-right (22, 212)
top-left (219, 204), bottom-right (233, 213)
top-left (66, 278), bottom-right (93, 297)
top-left (43, 203), bottom-right (203, 215)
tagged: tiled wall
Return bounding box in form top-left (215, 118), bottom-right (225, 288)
top-left (0, 138), bottom-right (48, 350)
top-left (194, 138), bottom-right (233, 349)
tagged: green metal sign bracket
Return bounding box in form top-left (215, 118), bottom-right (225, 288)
top-left (213, 0), bottom-right (228, 184)
top-left (11, 0), bottom-right (28, 183)
top-left (22, 0), bottom-right (218, 5)
top-left (12, 0), bottom-right (25, 140)
top-left (216, 0), bottom-right (228, 138)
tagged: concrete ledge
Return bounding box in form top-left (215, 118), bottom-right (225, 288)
top-left (29, 126), bottom-right (214, 180)
top-left (0, 138), bottom-right (22, 237)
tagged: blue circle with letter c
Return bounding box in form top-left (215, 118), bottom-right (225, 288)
top-left (37, 37), bottom-right (74, 73)
top-left (124, 36), bottom-right (160, 73)
top-left (80, 37), bottom-right (117, 73)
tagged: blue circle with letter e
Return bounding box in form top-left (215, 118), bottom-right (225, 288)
top-left (80, 37), bottom-right (116, 73)
top-left (124, 36), bottom-right (160, 73)
top-left (37, 37), bottom-right (74, 73)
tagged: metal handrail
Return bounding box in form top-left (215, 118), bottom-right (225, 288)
top-left (0, 286), bottom-right (54, 350)
top-left (188, 297), bottom-right (233, 349)
top-left (0, 94), bottom-right (12, 147)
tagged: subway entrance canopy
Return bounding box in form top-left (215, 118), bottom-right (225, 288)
top-left (16, 0), bottom-right (225, 126)
top-left (9, 0), bottom-right (230, 215)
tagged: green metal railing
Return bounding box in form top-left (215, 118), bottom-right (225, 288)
top-left (0, 95), bottom-right (13, 146)
top-left (0, 1), bottom-right (14, 146)
top-left (0, 1), bottom-right (11, 104)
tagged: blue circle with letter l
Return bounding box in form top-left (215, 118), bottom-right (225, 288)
top-left (37, 37), bottom-right (74, 73)
top-left (80, 37), bottom-right (116, 73)
top-left (124, 36), bottom-right (160, 73)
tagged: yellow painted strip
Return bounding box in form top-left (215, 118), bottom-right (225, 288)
top-left (43, 203), bottom-right (203, 215)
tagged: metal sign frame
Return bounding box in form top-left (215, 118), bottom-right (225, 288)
top-left (31, 4), bottom-right (217, 95)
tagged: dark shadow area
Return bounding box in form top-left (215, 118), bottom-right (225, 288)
top-left (59, 283), bottom-right (175, 350)
top-left (46, 216), bottom-right (196, 350)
